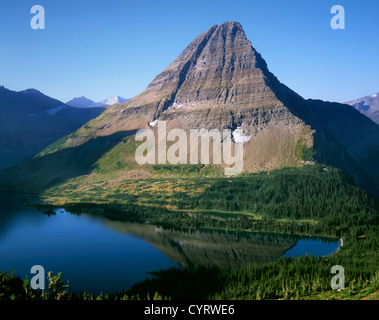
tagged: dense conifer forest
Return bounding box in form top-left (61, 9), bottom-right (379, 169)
top-left (1, 165), bottom-right (378, 300)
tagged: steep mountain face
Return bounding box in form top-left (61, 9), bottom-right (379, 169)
top-left (1, 22), bottom-right (378, 198)
top-left (82, 23), bottom-right (310, 134)
top-left (47, 22), bottom-right (314, 170)
top-left (345, 93), bottom-right (379, 124)
top-left (0, 86), bottom-right (105, 169)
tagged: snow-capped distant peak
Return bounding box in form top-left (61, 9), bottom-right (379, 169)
top-left (96, 96), bottom-right (128, 107)
top-left (107, 96), bottom-right (125, 105)
top-left (66, 96), bottom-right (129, 108)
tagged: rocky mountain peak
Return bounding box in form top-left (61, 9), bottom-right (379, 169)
top-left (111, 20), bottom-right (294, 137)
top-left (144, 21), bottom-right (263, 108)
top-left (345, 93), bottom-right (379, 124)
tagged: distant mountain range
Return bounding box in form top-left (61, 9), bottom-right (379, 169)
top-left (345, 93), bottom-right (379, 124)
top-left (0, 86), bottom-right (105, 169)
top-left (65, 96), bottom-right (96, 108)
top-left (66, 96), bottom-right (129, 108)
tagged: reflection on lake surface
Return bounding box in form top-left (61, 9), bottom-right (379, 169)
top-left (102, 218), bottom-right (299, 269)
top-left (0, 192), bottom-right (340, 294)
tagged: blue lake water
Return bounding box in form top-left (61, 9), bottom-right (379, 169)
top-left (0, 193), bottom-right (341, 295)
top-left (284, 237), bottom-right (341, 258)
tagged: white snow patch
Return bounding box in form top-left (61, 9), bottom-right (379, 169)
top-left (95, 96), bottom-right (128, 107)
top-left (46, 105), bottom-right (67, 115)
top-left (149, 119), bottom-right (158, 127)
top-left (232, 127), bottom-right (251, 144)
top-left (371, 94), bottom-right (377, 98)
top-left (168, 103), bottom-right (182, 110)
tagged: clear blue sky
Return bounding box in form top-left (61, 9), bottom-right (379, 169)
top-left (1, 0), bottom-right (378, 103)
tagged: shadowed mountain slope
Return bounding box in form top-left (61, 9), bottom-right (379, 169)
top-left (0, 86), bottom-right (105, 169)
